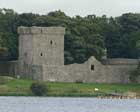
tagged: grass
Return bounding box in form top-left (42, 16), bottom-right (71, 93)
top-left (0, 76), bottom-right (140, 97)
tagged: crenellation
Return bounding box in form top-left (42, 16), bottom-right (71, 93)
top-left (18, 26), bottom-right (65, 34)
top-left (41, 27), bottom-right (65, 34)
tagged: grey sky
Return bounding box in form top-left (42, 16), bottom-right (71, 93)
top-left (0, 0), bottom-right (140, 17)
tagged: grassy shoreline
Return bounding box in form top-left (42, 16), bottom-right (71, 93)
top-left (0, 76), bottom-right (140, 98)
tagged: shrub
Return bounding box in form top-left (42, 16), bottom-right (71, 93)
top-left (30, 82), bottom-right (47, 96)
top-left (0, 47), bottom-right (8, 56)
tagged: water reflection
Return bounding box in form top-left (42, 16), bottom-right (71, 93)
top-left (0, 97), bottom-right (139, 112)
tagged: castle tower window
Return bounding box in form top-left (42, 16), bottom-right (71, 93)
top-left (50, 40), bottom-right (53, 45)
top-left (24, 52), bottom-right (27, 57)
top-left (91, 65), bottom-right (94, 71)
top-left (40, 53), bottom-right (43, 56)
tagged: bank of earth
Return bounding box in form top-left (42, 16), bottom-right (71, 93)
top-left (0, 76), bottom-right (139, 98)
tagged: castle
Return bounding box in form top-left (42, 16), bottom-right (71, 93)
top-left (0, 26), bottom-right (140, 83)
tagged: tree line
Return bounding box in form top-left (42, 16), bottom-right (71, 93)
top-left (0, 8), bottom-right (140, 64)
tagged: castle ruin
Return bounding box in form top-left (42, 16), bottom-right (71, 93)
top-left (0, 26), bottom-right (140, 83)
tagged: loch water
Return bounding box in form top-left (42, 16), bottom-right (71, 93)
top-left (0, 97), bottom-right (139, 112)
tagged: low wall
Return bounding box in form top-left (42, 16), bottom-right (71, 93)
top-left (64, 57), bottom-right (105, 83)
top-left (42, 65), bottom-right (72, 82)
top-left (40, 56), bottom-right (138, 83)
top-left (55, 57), bottom-right (139, 83)
top-left (41, 57), bottom-right (106, 83)
top-left (3, 57), bottom-right (138, 84)
top-left (102, 58), bottom-right (139, 65)
top-left (104, 65), bottom-right (137, 83)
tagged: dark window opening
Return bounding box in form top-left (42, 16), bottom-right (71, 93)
top-left (91, 65), bottom-right (94, 71)
top-left (24, 52), bottom-right (27, 57)
top-left (50, 40), bottom-right (53, 45)
top-left (40, 53), bottom-right (43, 56)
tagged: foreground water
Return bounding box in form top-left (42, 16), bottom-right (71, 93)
top-left (0, 97), bottom-right (139, 112)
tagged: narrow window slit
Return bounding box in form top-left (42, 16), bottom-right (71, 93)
top-left (91, 65), bottom-right (94, 71)
top-left (50, 40), bottom-right (53, 45)
top-left (40, 53), bottom-right (43, 56)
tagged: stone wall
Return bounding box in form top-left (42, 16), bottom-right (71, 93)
top-left (17, 26), bottom-right (140, 83)
top-left (64, 57), bottom-right (105, 83)
top-left (18, 26), bottom-right (65, 66)
top-left (39, 56), bottom-right (139, 83)
top-left (63, 57), bottom-right (138, 83)
top-left (104, 65), bottom-right (137, 83)
top-left (2, 26), bottom-right (138, 84)
top-left (18, 26), bottom-right (65, 78)
top-left (102, 58), bottom-right (139, 83)
top-left (102, 58), bottom-right (139, 65)
top-left (42, 65), bottom-right (71, 82)
top-left (0, 58), bottom-right (139, 84)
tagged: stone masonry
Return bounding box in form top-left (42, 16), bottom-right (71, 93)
top-left (17, 26), bottom-right (65, 79)
top-left (0, 26), bottom-right (140, 83)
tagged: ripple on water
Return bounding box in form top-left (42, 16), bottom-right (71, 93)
top-left (0, 97), bottom-right (139, 112)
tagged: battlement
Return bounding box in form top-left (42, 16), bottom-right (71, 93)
top-left (18, 26), bottom-right (65, 35)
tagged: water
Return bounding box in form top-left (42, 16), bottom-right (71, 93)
top-left (0, 97), bottom-right (139, 112)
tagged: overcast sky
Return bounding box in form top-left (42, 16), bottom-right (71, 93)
top-left (0, 0), bottom-right (140, 17)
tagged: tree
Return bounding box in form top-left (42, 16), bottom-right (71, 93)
top-left (1, 8), bottom-right (140, 63)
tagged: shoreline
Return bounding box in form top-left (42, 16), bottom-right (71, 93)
top-left (0, 77), bottom-right (139, 99)
top-left (0, 94), bottom-right (139, 99)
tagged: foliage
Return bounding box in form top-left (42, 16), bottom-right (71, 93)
top-left (1, 8), bottom-right (140, 64)
top-left (0, 47), bottom-right (8, 56)
top-left (0, 9), bottom-right (18, 60)
top-left (30, 82), bottom-right (47, 96)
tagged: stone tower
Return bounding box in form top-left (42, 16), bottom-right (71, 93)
top-left (18, 26), bottom-right (65, 79)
